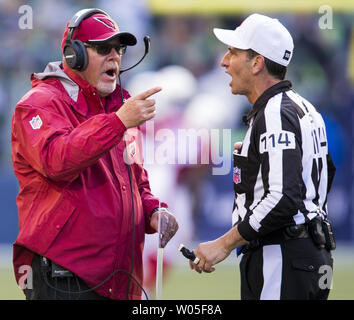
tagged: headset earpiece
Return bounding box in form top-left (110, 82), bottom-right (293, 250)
top-left (63, 43), bottom-right (75, 69)
top-left (63, 39), bottom-right (89, 71)
top-left (75, 40), bottom-right (89, 71)
top-left (73, 40), bottom-right (88, 71)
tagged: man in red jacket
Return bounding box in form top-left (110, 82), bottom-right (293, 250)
top-left (11, 8), bottom-right (178, 300)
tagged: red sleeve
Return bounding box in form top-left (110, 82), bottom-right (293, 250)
top-left (12, 101), bottom-right (126, 183)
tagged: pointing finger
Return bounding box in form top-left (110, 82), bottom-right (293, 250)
top-left (134, 87), bottom-right (162, 100)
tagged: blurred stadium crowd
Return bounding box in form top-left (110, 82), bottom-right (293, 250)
top-left (0, 0), bottom-right (353, 293)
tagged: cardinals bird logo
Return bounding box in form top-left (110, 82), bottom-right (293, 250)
top-left (94, 17), bottom-right (118, 31)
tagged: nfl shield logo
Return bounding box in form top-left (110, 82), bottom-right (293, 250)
top-left (29, 115), bottom-right (43, 130)
top-left (233, 166), bottom-right (241, 184)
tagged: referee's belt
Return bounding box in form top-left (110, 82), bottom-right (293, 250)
top-left (243, 224), bottom-right (309, 253)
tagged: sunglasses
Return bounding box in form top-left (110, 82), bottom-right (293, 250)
top-left (84, 43), bottom-right (127, 56)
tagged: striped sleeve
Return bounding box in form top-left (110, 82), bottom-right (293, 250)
top-left (238, 93), bottom-right (304, 241)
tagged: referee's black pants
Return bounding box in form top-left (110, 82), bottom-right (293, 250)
top-left (24, 254), bottom-right (110, 300)
top-left (240, 238), bottom-right (333, 300)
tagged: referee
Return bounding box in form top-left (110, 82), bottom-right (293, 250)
top-left (189, 13), bottom-right (336, 300)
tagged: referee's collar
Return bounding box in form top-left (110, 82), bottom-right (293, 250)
top-left (243, 80), bottom-right (292, 125)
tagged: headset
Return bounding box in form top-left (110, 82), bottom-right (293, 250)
top-left (63, 8), bottom-right (109, 71)
top-left (63, 8), bottom-right (150, 73)
top-left (50, 8), bottom-right (151, 300)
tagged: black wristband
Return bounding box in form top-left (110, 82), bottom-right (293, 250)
top-left (149, 207), bottom-right (160, 220)
top-left (149, 207), bottom-right (169, 220)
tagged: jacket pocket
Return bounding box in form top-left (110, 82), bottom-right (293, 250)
top-left (233, 153), bottom-right (250, 194)
top-left (20, 197), bottom-right (76, 255)
top-left (291, 257), bottom-right (325, 272)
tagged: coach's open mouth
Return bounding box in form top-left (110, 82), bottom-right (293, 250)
top-left (105, 68), bottom-right (117, 77)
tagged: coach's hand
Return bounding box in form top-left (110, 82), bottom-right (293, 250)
top-left (116, 87), bottom-right (162, 128)
top-left (150, 209), bottom-right (179, 248)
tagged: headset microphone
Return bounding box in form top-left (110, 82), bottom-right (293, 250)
top-left (119, 36), bottom-right (150, 74)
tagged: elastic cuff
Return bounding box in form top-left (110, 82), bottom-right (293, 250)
top-left (149, 207), bottom-right (160, 220)
top-left (144, 202), bottom-right (168, 234)
top-left (145, 202), bottom-right (168, 218)
top-left (149, 207), bottom-right (169, 220)
top-left (110, 112), bottom-right (127, 133)
top-left (237, 220), bottom-right (259, 242)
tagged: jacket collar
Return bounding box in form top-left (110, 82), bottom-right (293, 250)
top-left (62, 63), bottom-right (99, 98)
top-left (32, 61), bottom-right (81, 102)
top-left (32, 61), bottom-right (126, 116)
top-left (244, 80), bottom-right (292, 124)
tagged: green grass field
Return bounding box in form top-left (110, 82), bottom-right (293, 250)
top-left (1, 251), bottom-right (353, 300)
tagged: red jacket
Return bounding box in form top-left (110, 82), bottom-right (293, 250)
top-left (11, 61), bottom-right (166, 300)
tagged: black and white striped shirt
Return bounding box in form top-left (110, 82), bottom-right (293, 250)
top-left (234, 81), bottom-right (335, 241)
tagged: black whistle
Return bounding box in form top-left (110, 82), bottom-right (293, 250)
top-left (178, 244), bottom-right (199, 264)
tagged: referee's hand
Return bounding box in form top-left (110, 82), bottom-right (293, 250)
top-left (189, 225), bottom-right (248, 274)
top-left (189, 239), bottom-right (230, 274)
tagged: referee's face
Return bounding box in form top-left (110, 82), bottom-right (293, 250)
top-left (221, 47), bottom-right (253, 97)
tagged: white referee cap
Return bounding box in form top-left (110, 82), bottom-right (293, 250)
top-left (213, 13), bottom-right (294, 66)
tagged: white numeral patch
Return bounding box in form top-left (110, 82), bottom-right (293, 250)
top-left (259, 130), bottom-right (295, 154)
